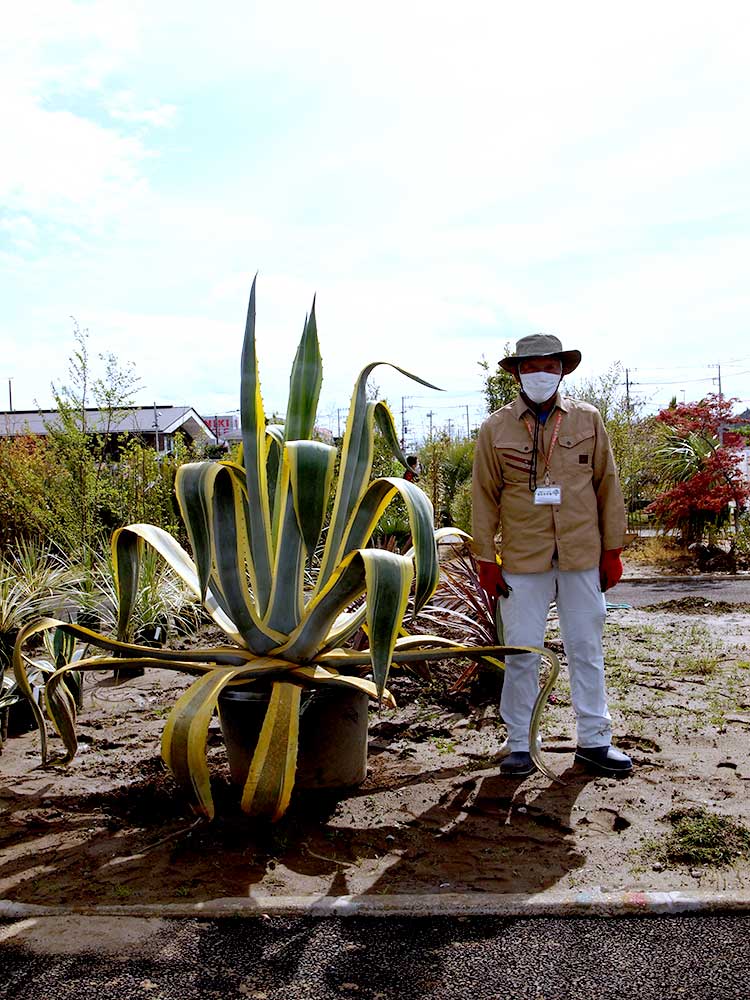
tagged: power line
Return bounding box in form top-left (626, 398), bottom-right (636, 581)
top-left (631, 368), bottom-right (750, 387)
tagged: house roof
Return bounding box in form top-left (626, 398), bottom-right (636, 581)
top-left (0, 406), bottom-right (214, 443)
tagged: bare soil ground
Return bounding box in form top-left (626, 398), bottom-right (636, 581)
top-left (2, 572), bottom-right (749, 906)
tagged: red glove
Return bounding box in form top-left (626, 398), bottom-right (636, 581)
top-left (477, 559), bottom-right (511, 600)
top-left (599, 548), bottom-right (623, 592)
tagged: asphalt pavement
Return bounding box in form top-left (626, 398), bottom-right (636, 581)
top-left (2, 913), bottom-right (750, 1000)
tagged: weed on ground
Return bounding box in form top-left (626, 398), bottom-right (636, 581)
top-left (644, 808), bottom-right (750, 868)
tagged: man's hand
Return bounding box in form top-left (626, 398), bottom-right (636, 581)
top-left (599, 548), bottom-right (623, 591)
top-left (477, 559), bottom-right (511, 601)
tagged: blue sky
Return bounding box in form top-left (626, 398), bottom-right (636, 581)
top-left (2, 1), bottom-right (750, 444)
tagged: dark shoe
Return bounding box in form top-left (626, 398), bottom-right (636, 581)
top-left (500, 751), bottom-right (536, 777)
top-left (575, 745), bottom-right (633, 777)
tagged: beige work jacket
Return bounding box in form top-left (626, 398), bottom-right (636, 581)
top-left (471, 393), bottom-right (626, 573)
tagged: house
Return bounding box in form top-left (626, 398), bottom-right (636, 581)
top-left (0, 405), bottom-right (215, 455)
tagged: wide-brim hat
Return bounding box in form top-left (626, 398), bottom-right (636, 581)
top-left (499, 334), bottom-right (581, 376)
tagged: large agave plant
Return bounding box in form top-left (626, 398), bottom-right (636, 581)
top-left (14, 279), bottom-right (559, 820)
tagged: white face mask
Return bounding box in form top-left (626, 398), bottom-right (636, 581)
top-left (520, 371), bottom-right (561, 404)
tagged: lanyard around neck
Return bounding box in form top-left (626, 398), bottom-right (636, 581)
top-left (522, 410), bottom-right (563, 489)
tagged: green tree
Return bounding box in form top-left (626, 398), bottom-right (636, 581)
top-left (478, 345), bottom-right (517, 413)
top-left (45, 321), bottom-right (141, 555)
top-left (566, 362), bottom-right (660, 520)
top-left (418, 435), bottom-right (475, 528)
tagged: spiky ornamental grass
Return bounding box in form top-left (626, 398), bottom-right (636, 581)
top-left (14, 278), bottom-right (559, 822)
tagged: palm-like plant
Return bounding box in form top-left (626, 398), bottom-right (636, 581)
top-left (14, 279), bottom-right (559, 820)
top-left (653, 429), bottom-right (719, 485)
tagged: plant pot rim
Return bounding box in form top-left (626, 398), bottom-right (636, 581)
top-left (219, 683), bottom-right (365, 705)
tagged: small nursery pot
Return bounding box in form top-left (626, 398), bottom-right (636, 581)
top-left (217, 684), bottom-right (369, 790)
top-left (135, 623), bottom-right (168, 648)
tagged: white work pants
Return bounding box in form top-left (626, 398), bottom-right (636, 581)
top-left (499, 565), bottom-right (612, 751)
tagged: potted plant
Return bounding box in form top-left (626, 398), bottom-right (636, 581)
top-left (14, 278), bottom-right (560, 820)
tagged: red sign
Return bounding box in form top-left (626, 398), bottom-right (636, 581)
top-left (203, 415), bottom-right (238, 436)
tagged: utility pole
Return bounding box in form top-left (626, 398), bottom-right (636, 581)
top-left (710, 362), bottom-right (723, 400)
top-left (625, 368), bottom-right (630, 415)
top-left (401, 396), bottom-right (406, 448)
top-left (427, 410), bottom-right (434, 439)
top-left (153, 402), bottom-right (160, 454)
top-left (337, 408), bottom-right (342, 438)
top-left (465, 404), bottom-right (470, 439)
top-left (710, 363), bottom-right (724, 444)
top-left (447, 418), bottom-right (453, 440)
top-left (7, 378), bottom-right (12, 412)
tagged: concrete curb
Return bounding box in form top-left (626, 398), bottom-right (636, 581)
top-left (2, 889), bottom-right (750, 920)
top-left (619, 574), bottom-right (750, 584)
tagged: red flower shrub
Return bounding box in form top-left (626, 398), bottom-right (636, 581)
top-left (647, 396), bottom-right (749, 541)
top-left (655, 393), bottom-right (745, 447)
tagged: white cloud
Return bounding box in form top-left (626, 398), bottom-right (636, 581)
top-left (3, 0), bottom-right (750, 419)
top-left (0, 2), bottom-right (153, 240)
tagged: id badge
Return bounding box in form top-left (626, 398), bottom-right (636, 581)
top-left (534, 485), bottom-right (562, 505)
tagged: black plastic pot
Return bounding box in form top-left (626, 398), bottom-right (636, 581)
top-left (135, 623), bottom-right (168, 648)
top-left (217, 684), bottom-right (369, 790)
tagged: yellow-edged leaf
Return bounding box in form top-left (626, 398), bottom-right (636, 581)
top-left (290, 663), bottom-right (396, 709)
top-left (240, 276), bottom-right (274, 613)
top-left (161, 667), bottom-right (245, 818)
top-left (316, 363), bottom-right (440, 595)
top-left (240, 681), bottom-right (301, 821)
top-left (112, 523), bottom-right (245, 646)
top-left (338, 476), bottom-right (439, 614)
top-left (263, 455), bottom-right (306, 634)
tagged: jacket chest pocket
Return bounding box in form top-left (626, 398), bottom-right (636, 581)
top-left (494, 439), bottom-right (534, 484)
top-left (557, 430), bottom-right (595, 473)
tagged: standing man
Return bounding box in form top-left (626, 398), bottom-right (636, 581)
top-left (472, 334), bottom-right (631, 778)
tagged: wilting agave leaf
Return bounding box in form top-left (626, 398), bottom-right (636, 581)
top-left (174, 462), bottom-right (216, 603)
top-left (373, 400), bottom-right (408, 468)
top-left (316, 361), bottom-right (441, 594)
top-left (279, 548), bottom-right (413, 696)
top-left (43, 661), bottom-right (80, 761)
top-left (240, 681), bottom-right (301, 820)
top-left (289, 663), bottom-right (396, 709)
top-left (393, 633), bottom-right (505, 673)
top-left (389, 640), bottom-right (559, 779)
top-left (12, 617), bottom-right (66, 760)
top-left (340, 476), bottom-right (439, 613)
top-left (162, 667), bottom-right (245, 819)
top-left (284, 301), bottom-right (323, 443)
top-left (112, 523), bottom-right (244, 646)
top-left (240, 277), bottom-right (274, 614)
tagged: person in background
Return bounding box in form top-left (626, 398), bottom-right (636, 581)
top-left (471, 334), bottom-right (631, 778)
top-left (404, 454), bottom-right (421, 482)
